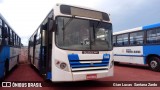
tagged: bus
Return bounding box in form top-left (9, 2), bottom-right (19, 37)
top-left (113, 23), bottom-right (160, 71)
top-left (28, 3), bottom-right (113, 81)
top-left (0, 13), bottom-right (21, 79)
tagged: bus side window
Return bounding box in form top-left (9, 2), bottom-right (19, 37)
top-left (113, 36), bottom-right (116, 46)
top-left (147, 29), bottom-right (156, 44)
top-left (0, 19), bottom-right (2, 45)
top-left (123, 34), bottom-right (129, 46)
top-left (4, 24), bottom-right (9, 45)
top-left (36, 28), bottom-right (41, 45)
top-left (130, 31), bottom-right (144, 45)
top-left (16, 35), bottom-right (18, 46)
top-left (12, 31), bottom-right (15, 46)
top-left (19, 37), bottom-right (20, 46)
top-left (14, 33), bottom-right (16, 46)
top-left (15, 34), bottom-right (17, 46)
top-left (157, 28), bottom-right (160, 43)
top-left (17, 36), bottom-right (19, 46)
top-left (117, 35), bottom-right (123, 46)
top-left (10, 29), bottom-right (12, 45)
top-left (16, 35), bottom-right (17, 46)
top-left (147, 28), bottom-right (160, 44)
top-left (19, 38), bottom-right (21, 46)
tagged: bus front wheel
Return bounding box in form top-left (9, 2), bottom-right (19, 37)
top-left (148, 56), bottom-right (160, 72)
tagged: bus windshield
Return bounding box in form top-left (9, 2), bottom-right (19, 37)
top-left (56, 16), bottom-right (112, 51)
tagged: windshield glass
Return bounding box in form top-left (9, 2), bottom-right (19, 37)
top-left (56, 17), bottom-right (112, 51)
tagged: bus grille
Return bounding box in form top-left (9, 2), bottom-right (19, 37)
top-left (68, 54), bottom-right (110, 72)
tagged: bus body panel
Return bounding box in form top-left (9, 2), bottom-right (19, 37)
top-left (0, 46), bottom-right (10, 78)
top-left (34, 44), bottom-right (41, 69)
top-left (113, 23), bottom-right (160, 67)
top-left (114, 46), bottom-right (144, 64)
top-left (0, 63), bottom-right (5, 78)
top-left (51, 41), bottom-right (113, 81)
top-left (0, 46), bottom-right (20, 78)
top-left (30, 47), bottom-right (33, 64)
top-left (9, 47), bottom-right (20, 71)
top-left (143, 45), bottom-right (160, 57)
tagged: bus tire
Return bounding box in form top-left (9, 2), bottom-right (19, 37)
top-left (114, 61), bottom-right (120, 65)
top-left (17, 55), bottom-right (19, 65)
top-left (148, 56), bottom-right (160, 72)
top-left (3, 66), bottom-right (6, 78)
top-left (4, 60), bottom-right (9, 76)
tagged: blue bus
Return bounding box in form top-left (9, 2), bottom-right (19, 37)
top-left (113, 23), bottom-right (160, 71)
top-left (0, 13), bottom-right (21, 79)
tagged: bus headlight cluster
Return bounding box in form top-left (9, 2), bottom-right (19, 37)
top-left (55, 60), bottom-right (69, 71)
top-left (60, 63), bottom-right (67, 69)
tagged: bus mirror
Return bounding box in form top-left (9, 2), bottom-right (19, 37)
top-left (42, 30), bottom-right (46, 46)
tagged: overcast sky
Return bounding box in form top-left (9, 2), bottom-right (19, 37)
top-left (0, 0), bottom-right (160, 46)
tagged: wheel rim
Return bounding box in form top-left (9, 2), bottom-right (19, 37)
top-left (150, 60), bottom-right (158, 69)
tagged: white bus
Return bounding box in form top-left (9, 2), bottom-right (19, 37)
top-left (28, 3), bottom-right (113, 81)
top-left (113, 23), bottom-right (160, 71)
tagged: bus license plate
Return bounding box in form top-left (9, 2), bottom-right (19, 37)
top-left (86, 74), bottom-right (97, 80)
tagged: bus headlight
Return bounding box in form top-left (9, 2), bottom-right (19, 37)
top-left (55, 60), bottom-right (69, 72)
top-left (60, 63), bottom-right (67, 69)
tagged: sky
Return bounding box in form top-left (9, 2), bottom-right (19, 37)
top-left (0, 0), bottom-right (160, 46)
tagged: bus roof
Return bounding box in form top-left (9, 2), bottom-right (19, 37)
top-left (54, 3), bottom-right (110, 22)
top-left (0, 13), bottom-right (20, 37)
top-left (113, 22), bottom-right (160, 35)
top-left (55, 3), bottom-right (109, 14)
top-left (113, 27), bottom-right (142, 35)
top-left (143, 23), bottom-right (160, 30)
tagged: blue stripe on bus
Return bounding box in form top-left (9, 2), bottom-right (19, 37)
top-left (142, 23), bottom-right (160, 30)
top-left (0, 63), bottom-right (5, 78)
top-left (114, 54), bottom-right (144, 57)
top-left (68, 54), bottom-right (110, 68)
top-left (71, 64), bottom-right (108, 68)
top-left (143, 45), bottom-right (160, 56)
top-left (46, 72), bottom-right (52, 79)
top-left (70, 61), bottom-right (109, 65)
top-left (68, 54), bottom-right (79, 61)
top-left (143, 45), bottom-right (160, 64)
top-left (0, 46), bottom-right (10, 78)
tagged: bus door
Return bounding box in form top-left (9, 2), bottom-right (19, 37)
top-left (33, 34), bottom-right (37, 65)
top-left (40, 28), bottom-right (47, 74)
top-left (40, 18), bottom-right (53, 77)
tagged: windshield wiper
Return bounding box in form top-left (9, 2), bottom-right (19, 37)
top-left (90, 20), bottom-right (103, 47)
top-left (62, 16), bottom-right (75, 45)
top-left (96, 19), bottom-right (103, 29)
top-left (62, 16), bottom-right (75, 30)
